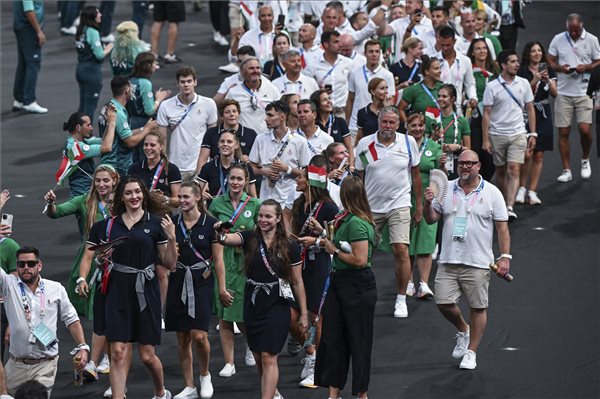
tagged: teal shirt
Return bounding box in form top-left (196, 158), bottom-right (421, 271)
top-left (13, 0), bottom-right (44, 30)
top-left (332, 213), bottom-right (375, 270)
top-left (76, 27), bottom-right (104, 63)
top-left (129, 77), bottom-right (155, 117)
top-left (99, 99), bottom-right (133, 175)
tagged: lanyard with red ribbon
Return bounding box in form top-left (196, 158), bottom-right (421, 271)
top-left (100, 217), bottom-right (116, 294)
top-left (150, 160), bottom-right (165, 190)
top-left (299, 202), bottom-right (324, 267)
top-left (228, 195), bottom-right (251, 230)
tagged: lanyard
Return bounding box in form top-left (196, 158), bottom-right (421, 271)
top-left (229, 195), bottom-right (251, 226)
top-left (300, 202), bottom-right (324, 237)
top-left (452, 178), bottom-right (484, 215)
top-left (217, 160), bottom-right (228, 195)
top-left (242, 83), bottom-right (267, 110)
top-left (440, 112), bottom-right (459, 144)
top-left (442, 58), bottom-right (461, 83)
top-left (499, 79), bottom-right (523, 108)
top-left (334, 211), bottom-right (350, 229)
top-left (98, 201), bottom-right (108, 220)
top-left (274, 132), bottom-right (292, 159)
top-left (408, 61), bottom-right (419, 81)
top-left (319, 59), bottom-right (341, 86)
top-left (259, 242), bottom-right (278, 278)
top-left (178, 215), bottom-right (210, 264)
top-left (564, 32), bottom-right (579, 55)
top-left (19, 279), bottom-right (45, 330)
top-left (326, 114), bottom-right (334, 136)
top-left (419, 137), bottom-right (429, 156)
top-left (171, 98), bottom-right (196, 132)
top-left (150, 160), bottom-right (165, 190)
top-left (275, 63), bottom-right (285, 77)
top-left (420, 83), bottom-right (440, 108)
top-left (299, 130), bottom-right (319, 155)
top-left (362, 65), bottom-right (370, 83)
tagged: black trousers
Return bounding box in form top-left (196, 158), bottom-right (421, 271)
top-left (315, 268), bottom-right (377, 396)
top-left (208, 1), bottom-right (230, 35)
top-left (499, 24), bottom-right (519, 51)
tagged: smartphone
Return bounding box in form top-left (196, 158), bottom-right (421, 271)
top-left (220, 221), bottom-right (234, 230)
top-left (277, 14), bottom-right (286, 27)
top-left (538, 62), bottom-right (547, 73)
top-left (324, 84), bottom-right (333, 93)
top-left (414, 8), bottom-right (422, 16)
top-left (1, 214), bottom-right (13, 234)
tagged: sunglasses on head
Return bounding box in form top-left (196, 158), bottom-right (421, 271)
top-left (17, 260), bottom-right (38, 268)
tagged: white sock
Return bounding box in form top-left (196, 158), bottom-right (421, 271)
top-left (397, 294), bottom-right (406, 303)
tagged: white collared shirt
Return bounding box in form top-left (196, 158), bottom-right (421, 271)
top-left (434, 50), bottom-right (477, 114)
top-left (0, 270), bottom-right (79, 359)
top-left (272, 73), bottom-right (320, 99)
top-left (157, 93), bottom-right (218, 172)
top-left (455, 33), bottom-right (497, 60)
top-left (347, 63), bottom-right (395, 130)
top-left (230, 28), bottom-right (277, 66)
top-left (298, 126), bottom-right (334, 155)
top-left (354, 132), bottom-right (420, 213)
top-left (389, 15), bottom-right (434, 63)
top-left (225, 76), bottom-right (282, 134)
top-left (299, 45), bottom-right (323, 69)
top-left (304, 54), bottom-right (354, 108)
top-left (249, 129), bottom-right (312, 203)
top-left (217, 73), bottom-right (242, 95)
top-left (548, 29), bottom-right (600, 96)
top-left (483, 75), bottom-right (533, 136)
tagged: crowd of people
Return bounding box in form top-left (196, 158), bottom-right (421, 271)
top-left (3, 0), bottom-right (600, 399)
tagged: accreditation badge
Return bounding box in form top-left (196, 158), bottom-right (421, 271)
top-left (452, 216), bottom-right (467, 241)
top-left (33, 322), bottom-right (58, 349)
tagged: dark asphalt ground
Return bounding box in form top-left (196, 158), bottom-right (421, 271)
top-left (1, 2), bottom-right (599, 398)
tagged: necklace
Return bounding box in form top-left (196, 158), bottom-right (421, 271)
top-left (124, 211), bottom-right (143, 224)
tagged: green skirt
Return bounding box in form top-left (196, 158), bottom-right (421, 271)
top-left (66, 244), bottom-right (98, 319)
top-left (213, 246), bottom-right (246, 323)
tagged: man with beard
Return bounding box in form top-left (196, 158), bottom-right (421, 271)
top-left (272, 50), bottom-right (320, 99)
top-left (1, 247), bottom-right (88, 396)
top-left (98, 76), bottom-right (157, 177)
top-left (354, 106), bottom-right (422, 319)
top-left (424, 150), bottom-right (510, 370)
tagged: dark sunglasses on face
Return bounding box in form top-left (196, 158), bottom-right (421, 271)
top-left (457, 161), bottom-right (480, 168)
top-left (17, 260), bottom-right (38, 268)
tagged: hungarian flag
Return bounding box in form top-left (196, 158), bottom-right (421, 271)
top-left (307, 165), bottom-right (328, 189)
top-left (359, 141), bottom-right (379, 167)
top-left (425, 106), bottom-right (441, 130)
top-left (55, 142), bottom-right (85, 185)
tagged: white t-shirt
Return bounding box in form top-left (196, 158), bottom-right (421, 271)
top-left (483, 75), bottom-right (533, 136)
top-left (434, 51), bottom-right (477, 114)
top-left (347, 64), bottom-right (395, 130)
top-left (354, 132), bottom-right (420, 213)
top-left (272, 73), bottom-right (320, 99)
top-left (217, 73), bottom-right (242, 95)
top-left (249, 129), bottom-right (312, 203)
top-left (389, 15), bottom-right (434, 63)
top-left (298, 126), bottom-right (334, 156)
top-left (225, 76), bottom-right (281, 134)
top-left (231, 28), bottom-right (276, 66)
top-left (548, 29), bottom-right (600, 97)
top-left (433, 177), bottom-right (508, 269)
top-left (304, 54), bottom-right (354, 109)
top-left (157, 93), bottom-right (218, 172)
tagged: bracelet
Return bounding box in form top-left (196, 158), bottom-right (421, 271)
top-left (497, 253), bottom-right (512, 260)
top-left (76, 277), bottom-right (86, 285)
top-left (94, 258), bottom-right (103, 266)
top-left (319, 229), bottom-right (327, 239)
top-left (315, 237), bottom-right (321, 248)
top-left (286, 165), bottom-right (293, 175)
top-left (69, 343), bottom-right (90, 355)
top-left (334, 249), bottom-right (341, 257)
top-left (527, 132), bottom-right (538, 138)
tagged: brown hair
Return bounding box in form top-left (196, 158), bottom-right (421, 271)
top-left (144, 131), bottom-right (171, 176)
top-left (132, 52), bottom-right (156, 79)
top-left (84, 164), bottom-right (119, 235)
top-left (180, 180), bottom-right (207, 214)
top-left (339, 176), bottom-right (374, 226)
top-left (176, 66), bottom-right (197, 81)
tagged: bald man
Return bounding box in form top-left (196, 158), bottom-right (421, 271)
top-left (298, 23), bottom-right (322, 68)
top-left (424, 150), bottom-right (511, 370)
top-left (339, 33), bottom-right (366, 68)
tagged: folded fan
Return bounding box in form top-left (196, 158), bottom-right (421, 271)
top-left (429, 169), bottom-right (449, 204)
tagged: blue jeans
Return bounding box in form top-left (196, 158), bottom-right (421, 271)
top-left (100, 1), bottom-right (116, 36)
top-left (76, 61), bottom-right (103, 121)
top-left (60, 1), bottom-right (83, 28)
top-left (132, 1), bottom-right (148, 37)
top-left (13, 27), bottom-right (41, 105)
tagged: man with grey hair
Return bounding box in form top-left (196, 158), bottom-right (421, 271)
top-left (354, 106), bottom-right (422, 319)
top-left (547, 13), bottom-right (600, 183)
top-left (272, 50), bottom-right (320, 99)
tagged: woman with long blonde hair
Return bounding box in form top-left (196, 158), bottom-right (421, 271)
top-left (110, 20), bottom-right (145, 76)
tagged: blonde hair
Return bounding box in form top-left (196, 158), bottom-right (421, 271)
top-left (84, 164), bottom-right (119, 235)
top-left (401, 37), bottom-right (422, 53)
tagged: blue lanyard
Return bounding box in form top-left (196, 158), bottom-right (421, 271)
top-left (218, 160), bottom-right (228, 195)
top-left (420, 83), bottom-right (439, 108)
top-left (275, 63), bottom-right (284, 76)
top-left (178, 215), bottom-right (209, 263)
top-left (499, 78), bottom-right (523, 108)
top-left (564, 32), bottom-right (577, 52)
top-left (320, 59), bottom-right (341, 86)
top-left (98, 201), bottom-right (108, 220)
top-left (419, 137), bottom-right (429, 156)
top-left (150, 160), bottom-right (165, 190)
top-left (242, 83), bottom-right (265, 109)
top-left (326, 114), bottom-right (334, 136)
top-left (362, 65), bottom-right (370, 83)
top-left (408, 61), bottom-right (419, 81)
top-left (299, 130), bottom-right (319, 154)
top-left (228, 196), bottom-right (251, 225)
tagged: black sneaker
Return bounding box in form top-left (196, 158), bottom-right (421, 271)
top-left (287, 336), bottom-right (302, 356)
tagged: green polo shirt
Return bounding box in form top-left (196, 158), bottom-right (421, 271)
top-left (208, 192), bottom-right (262, 232)
top-left (402, 81), bottom-right (444, 115)
top-left (100, 99), bottom-right (133, 176)
top-left (0, 237), bottom-right (19, 273)
top-left (425, 113), bottom-right (471, 144)
top-left (332, 213), bottom-right (375, 271)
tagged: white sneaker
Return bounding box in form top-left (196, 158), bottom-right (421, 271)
top-left (199, 373), bottom-right (214, 399)
top-left (0, 395), bottom-right (14, 399)
top-left (82, 360), bottom-right (98, 381)
top-left (507, 206), bottom-right (517, 222)
top-left (300, 354), bottom-right (315, 379)
top-left (60, 25), bottom-right (77, 35)
top-left (140, 40), bottom-right (151, 51)
top-left (406, 281), bottom-right (415, 297)
top-left (97, 354), bottom-right (110, 374)
top-left (162, 318), bottom-right (165, 330)
top-left (101, 33), bottom-right (115, 43)
top-left (394, 300), bottom-right (408, 318)
top-left (245, 346), bottom-right (256, 366)
top-left (417, 281), bottom-right (434, 299)
top-left (104, 386), bottom-right (127, 398)
top-left (22, 101), bottom-right (48, 114)
top-left (154, 389), bottom-right (173, 399)
top-left (452, 329), bottom-right (470, 358)
top-left (298, 368), bottom-right (317, 388)
top-left (173, 387), bottom-right (197, 399)
top-left (12, 100), bottom-right (23, 111)
top-left (273, 390), bottom-right (284, 399)
top-left (218, 363), bottom-right (236, 377)
top-left (213, 31), bottom-right (229, 46)
top-left (527, 191), bottom-right (542, 205)
top-left (515, 186), bottom-right (526, 204)
top-left (234, 322), bottom-right (241, 334)
top-left (219, 62), bottom-right (239, 74)
top-left (163, 53), bottom-right (182, 64)
top-left (556, 169), bottom-right (572, 183)
top-left (459, 350), bottom-right (477, 369)
top-left (581, 159), bottom-right (591, 180)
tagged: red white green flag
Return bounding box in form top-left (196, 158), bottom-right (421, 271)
top-left (359, 141), bottom-right (379, 167)
top-left (425, 106), bottom-right (441, 130)
top-left (55, 142), bottom-right (85, 185)
top-left (307, 165), bottom-right (328, 189)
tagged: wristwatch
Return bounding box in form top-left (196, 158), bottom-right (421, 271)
top-left (334, 249), bottom-right (341, 257)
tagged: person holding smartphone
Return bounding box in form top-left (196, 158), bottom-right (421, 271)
top-left (516, 41), bottom-right (557, 205)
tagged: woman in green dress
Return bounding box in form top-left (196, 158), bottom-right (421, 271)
top-left (208, 163), bottom-right (261, 376)
top-left (407, 113), bottom-right (446, 298)
top-left (398, 55), bottom-right (443, 124)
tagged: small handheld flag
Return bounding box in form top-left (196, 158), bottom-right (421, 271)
top-left (307, 165), bottom-right (328, 189)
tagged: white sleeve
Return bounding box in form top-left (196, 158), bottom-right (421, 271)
top-left (547, 35), bottom-right (559, 57)
top-left (59, 284), bottom-right (80, 326)
top-left (156, 100), bottom-right (169, 127)
top-left (352, 19), bottom-right (377, 44)
top-left (207, 99), bottom-right (218, 125)
top-left (463, 62), bottom-right (477, 101)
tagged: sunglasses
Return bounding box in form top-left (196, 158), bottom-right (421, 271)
top-left (250, 95), bottom-right (258, 111)
top-left (17, 260), bottom-right (39, 268)
top-left (220, 128), bottom-right (237, 134)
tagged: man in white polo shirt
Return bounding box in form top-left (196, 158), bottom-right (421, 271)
top-left (298, 23), bottom-right (323, 69)
top-left (157, 66), bottom-right (218, 180)
top-left (297, 99), bottom-right (334, 156)
top-left (547, 13), bottom-right (600, 183)
top-left (228, 4), bottom-right (275, 67)
top-left (272, 50), bottom-right (320, 99)
top-left (249, 100), bottom-right (312, 203)
top-left (354, 106), bottom-right (422, 319)
top-left (212, 45), bottom-right (256, 107)
top-left (424, 150), bottom-right (511, 371)
top-left (346, 39), bottom-right (395, 140)
top-left (226, 57), bottom-right (281, 135)
top-left (482, 50), bottom-right (536, 222)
